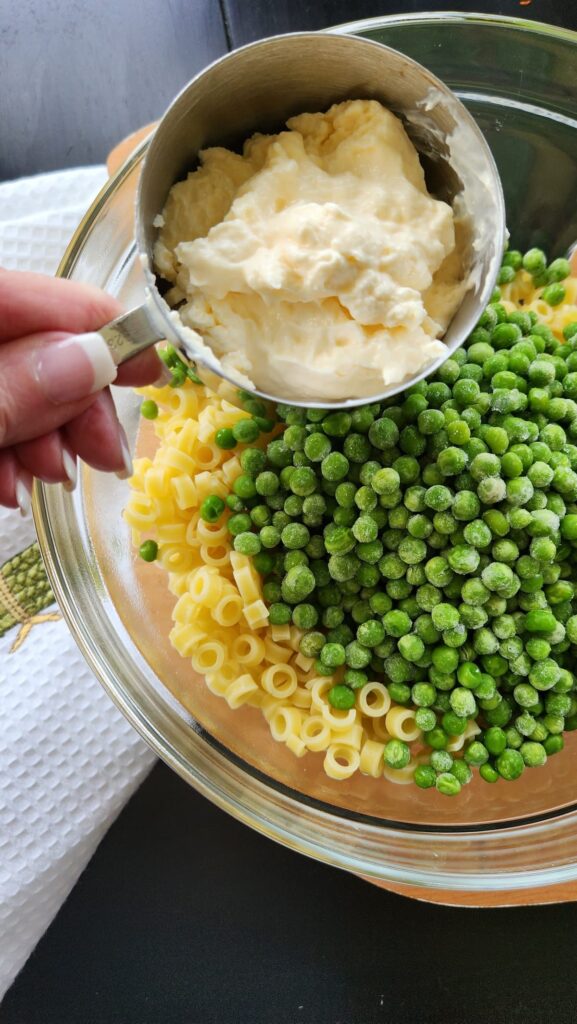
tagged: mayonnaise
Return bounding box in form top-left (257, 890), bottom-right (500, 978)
top-left (154, 99), bottom-right (466, 401)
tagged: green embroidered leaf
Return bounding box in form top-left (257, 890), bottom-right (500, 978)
top-left (0, 542), bottom-right (55, 637)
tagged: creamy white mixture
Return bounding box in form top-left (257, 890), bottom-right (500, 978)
top-left (153, 99), bottom-right (466, 401)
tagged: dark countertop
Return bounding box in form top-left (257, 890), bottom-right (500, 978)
top-left (3, 2), bottom-right (577, 1021)
top-left (5, 760), bottom-right (577, 1024)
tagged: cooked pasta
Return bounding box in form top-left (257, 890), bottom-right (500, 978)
top-left (385, 706), bottom-right (421, 743)
top-left (300, 716), bottom-right (332, 752)
top-left (359, 739), bottom-right (386, 778)
top-left (500, 267), bottom-right (577, 336)
top-left (270, 706), bottom-right (303, 743)
top-left (357, 682), bottom-right (391, 718)
top-left (324, 744), bottom-right (361, 780)
top-left (261, 662), bottom-right (298, 698)
top-left (226, 674), bottom-right (260, 710)
top-left (383, 760), bottom-right (419, 786)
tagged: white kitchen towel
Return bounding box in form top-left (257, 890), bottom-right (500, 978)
top-left (0, 167), bottom-right (156, 999)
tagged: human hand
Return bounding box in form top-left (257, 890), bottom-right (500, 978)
top-left (0, 270), bottom-right (163, 512)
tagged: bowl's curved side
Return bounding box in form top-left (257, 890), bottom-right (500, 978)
top-left (35, 12), bottom-right (577, 894)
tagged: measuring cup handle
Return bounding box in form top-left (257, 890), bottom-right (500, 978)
top-left (98, 303), bottom-right (166, 366)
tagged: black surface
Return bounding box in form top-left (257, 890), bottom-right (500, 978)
top-left (4, 761), bottom-right (577, 1024)
top-left (5, 1), bottom-right (577, 1020)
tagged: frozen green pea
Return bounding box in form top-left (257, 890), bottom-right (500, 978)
top-left (447, 545), bottom-right (480, 575)
top-left (382, 610), bottom-right (412, 637)
top-left (320, 642), bottom-right (346, 668)
top-left (415, 585), bottom-right (442, 613)
top-left (322, 412), bottom-right (352, 438)
top-left (384, 739), bottom-right (411, 769)
top-left (289, 467), bottom-right (317, 497)
top-left (397, 537), bottom-right (428, 565)
top-left (344, 669), bottom-right (368, 690)
top-left (480, 764), bottom-right (500, 784)
top-left (424, 557), bottom-right (454, 588)
top-left (371, 468), bottom-right (401, 496)
top-left (304, 432), bottom-right (332, 462)
top-left (529, 659), bottom-right (561, 691)
top-left (345, 640), bottom-right (372, 669)
top-left (354, 485), bottom-right (378, 512)
top-left (459, 604), bottom-right (488, 629)
top-left (435, 773), bottom-right (461, 796)
top-left (484, 727), bottom-right (507, 756)
top-left (429, 751), bottom-right (453, 774)
top-left (328, 552), bottom-right (360, 582)
top-left (521, 741), bottom-right (547, 767)
top-left (284, 550), bottom-right (309, 570)
top-left (414, 765), bottom-right (437, 789)
top-left (299, 631), bottom-right (326, 658)
top-left (530, 537), bottom-right (557, 563)
top-left (481, 562), bottom-right (516, 594)
top-left (440, 711), bottom-right (466, 737)
top-left (437, 447), bottom-right (468, 476)
top-left (425, 727), bottom-right (449, 751)
top-left (430, 603), bottom-right (460, 632)
top-left (523, 248), bottom-right (547, 275)
top-left (462, 520), bottom-right (492, 549)
top-left (321, 452), bottom-right (349, 482)
top-left (501, 452), bottom-right (523, 479)
top-left (356, 619), bottom-right (385, 648)
top-left (397, 634), bottom-right (425, 662)
top-left (449, 687), bottom-right (477, 719)
top-left (281, 523), bottom-right (310, 549)
top-left (369, 417), bottom-right (399, 450)
top-left (492, 539), bottom-right (519, 564)
top-left (292, 603), bottom-right (318, 630)
top-left (328, 684), bottom-right (355, 710)
top-left (542, 282), bottom-right (566, 306)
top-left (424, 485), bottom-right (453, 512)
top-left (544, 735), bottom-right (565, 754)
top-left (343, 433), bottom-right (372, 463)
top-left (352, 515), bottom-right (378, 544)
top-left (464, 741), bottom-right (489, 766)
top-left (457, 661), bottom-right (482, 690)
top-left (281, 565), bottom-right (316, 603)
top-left (496, 749), bottom-right (525, 780)
top-left (477, 477), bottom-right (507, 504)
top-left (418, 409), bottom-right (445, 435)
top-left (414, 708), bottom-right (436, 733)
top-left (452, 491), bottom-right (481, 521)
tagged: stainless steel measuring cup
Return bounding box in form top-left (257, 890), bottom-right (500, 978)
top-left (99, 31), bottom-right (506, 410)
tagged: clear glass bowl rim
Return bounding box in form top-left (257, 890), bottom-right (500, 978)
top-left (35, 10), bottom-right (577, 893)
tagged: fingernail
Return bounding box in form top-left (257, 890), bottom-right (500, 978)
top-left (115, 425), bottom-right (133, 480)
top-left (62, 448), bottom-right (78, 492)
top-left (35, 332), bottom-right (118, 404)
top-left (16, 472), bottom-right (32, 517)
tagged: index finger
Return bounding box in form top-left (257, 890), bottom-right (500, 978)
top-left (0, 270), bottom-right (163, 385)
top-left (0, 271), bottom-right (122, 343)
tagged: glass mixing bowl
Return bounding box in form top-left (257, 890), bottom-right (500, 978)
top-left (35, 12), bottom-right (577, 901)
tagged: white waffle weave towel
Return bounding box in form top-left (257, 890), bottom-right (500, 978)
top-left (0, 168), bottom-right (156, 999)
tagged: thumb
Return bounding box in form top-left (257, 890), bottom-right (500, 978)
top-left (0, 330), bottom-right (118, 448)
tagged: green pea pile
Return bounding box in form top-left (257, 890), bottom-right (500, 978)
top-left (180, 248), bottom-right (577, 794)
